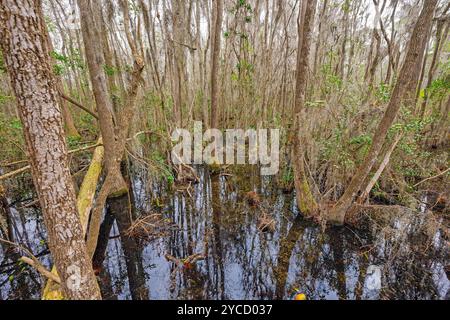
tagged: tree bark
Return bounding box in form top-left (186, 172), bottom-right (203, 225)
top-left (292, 0), bottom-right (318, 217)
top-left (0, 0), bottom-right (101, 299)
top-left (77, 0), bottom-right (144, 258)
top-left (210, 0), bottom-right (223, 129)
top-left (77, 0), bottom-right (125, 192)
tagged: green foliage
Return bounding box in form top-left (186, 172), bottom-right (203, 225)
top-left (427, 75), bottom-right (450, 100)
top-left (236, 60), bottom-right (254, 74)
top-left (341, 0), bottom-right (351, 13)
top-left (281, 166), bottom-right (294, 184)
top-left (104, 64), bottom-right (120, 76)
top-left (349, 134), bottom-right (372, 147)
top-left (144, 90), bottom-right (163, 107)
top-left (321, 125), bottom-right (355, 170)
top-left (320, 58), bottom-right (343, 95)
top-left (152, 151), bottom-right (174, 185)
top-left (77, 113), bottom-right (97, 137)
top-left (391, 109), bottom-right (432, 136)
top-left (389, 109), bottom-right (436, 179)
top-left (9, 118), bottom-right (22, 130)
top-left (50, 50), bottom-right (84, 76)
top-left (0, 91), bottom-right (14, 106)
top-left (374, 82), bottom-right (392, 103)
top-left (67, 135), bottom-right (82, 149)
top-left (305, 100), bottom-right (326, 109)
top-left (228, 0), bottom-right (253, 40)
top-left (233, 0), bottom-right (252, 12)
top-left (0, 114), bottom-right (25, 163)
top-left (44, 16), bottom-right (56, 33)
top-left (53, 64), bottom-right (65, 76)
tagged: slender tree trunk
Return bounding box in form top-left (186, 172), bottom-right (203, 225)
top-left (0, 0), bottom-right (101, 299)
top-left (77, 0), bottom-right (125, 192)
top-left (210, 0), bottom-right (223, 129)
top-left (48, 0), bottom-right (80, 137)
top-left (419, 20), bottom-right (448, 118)
top-left (313, 0), bottom-right (328, 79)
top-left (171, 0), bottom-right (187, 127)
top-left (328, 0), bottom-right (438, 225)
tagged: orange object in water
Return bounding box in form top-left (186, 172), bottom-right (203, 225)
top-left (294, 293), bottom-right (307, 300)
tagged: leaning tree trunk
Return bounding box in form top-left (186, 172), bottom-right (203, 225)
top-left (0, 0), bottom-right (101, 299)
top-left (328, 0), bottom-right (438, 225)
top-left (292, 0), bottom-right (318, 217)
top-left (77, 0), bottom-right (125, 193)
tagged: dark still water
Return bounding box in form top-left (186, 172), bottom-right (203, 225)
top-left (0, 166), bottom-right (448, 300)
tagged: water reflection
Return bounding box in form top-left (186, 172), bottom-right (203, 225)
top-left (0, 166), bottom-right (448, 300)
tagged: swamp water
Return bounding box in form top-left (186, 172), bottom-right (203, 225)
top-left (0, 166), bottom-right (448, 300)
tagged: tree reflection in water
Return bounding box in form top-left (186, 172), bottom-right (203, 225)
top-left (0, 167), bottom-right (448, 299)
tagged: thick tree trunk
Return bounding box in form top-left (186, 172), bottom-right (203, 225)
top-left (0, 0), bottom-right (101, 300)
top-left (292, 0), bottom-right (318, 217)
top-left (43, 140), bottom-right (104, 300)
top-left (328, 0), bottom-right (438, 225)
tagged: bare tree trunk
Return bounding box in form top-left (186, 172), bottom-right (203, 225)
top-left (77, 0), bottom-right (125, 192)
top-left (210, 0), bottom-right (223, 129)
top-left (60, 97), bottom-right (80, 137)
top-left (79, 0), bottom-right (144, 258)
top-left (0, 0), bottom-right (101, 299)
top-left (45, 1), bottom-right (81, 137)
top-left (292, 0), bottom-right (318, 217)
top-left (313, 0), bottom-right (328, 79)
top-left (419, 20), bottom-right (448, 118)
top-left (328, 0), bottom-right (438, 225)
top-left (171, 0), bottom-right (187, 127)
top-left (437, 95), bottom-right (450, 145)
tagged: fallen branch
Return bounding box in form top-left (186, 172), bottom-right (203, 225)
top-left (0, 165), bottom-right (30, 182)
top-left (0, 159), bottom-right (29, 168)
top-left (168, 38), bottom-right (197, 51)
top-left (60, 93), bottom-right (99, 119)
top-left (0, 238), bottom-right (59, 283)
top-left (19, 256), bottom-right (61, 284)
top-left (0, 142), bottom-right (102, 181)
top-left (413, 167), bottom-right (450, 187)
